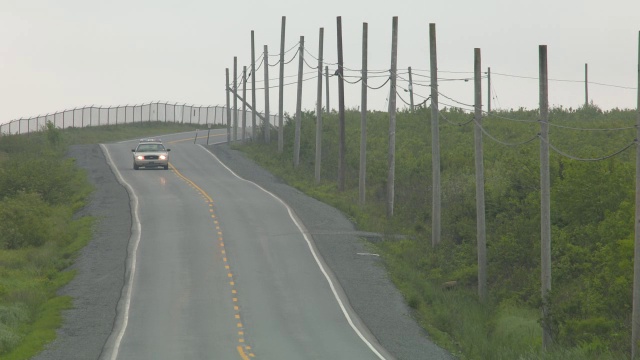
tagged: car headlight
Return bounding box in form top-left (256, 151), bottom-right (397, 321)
top-left (136, 155), bottom-right (144, 160)
top-left (159, 155), bottom-right (167, 160)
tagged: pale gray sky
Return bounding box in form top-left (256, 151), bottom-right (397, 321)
top-left (1, 0), bottom-right (638, 125)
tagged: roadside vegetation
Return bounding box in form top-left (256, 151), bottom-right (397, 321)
top-left (237, 105), bottom-right (635, 359)
top-left (0, 121), bottom-right (202, 359)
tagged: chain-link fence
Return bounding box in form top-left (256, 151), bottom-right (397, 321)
top-left (0, 102), bottom-right (276, 136)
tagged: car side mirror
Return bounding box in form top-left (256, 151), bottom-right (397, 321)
top-left (131, 149), bottom-right (135, 152)
top-left (167, 149), bottom-right (171, 152)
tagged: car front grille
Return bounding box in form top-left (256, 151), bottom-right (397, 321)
top-left (144, 155), bottom-right (159, 160)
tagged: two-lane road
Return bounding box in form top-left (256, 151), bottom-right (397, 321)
top-left (100, 131), bottom-right (389, 360)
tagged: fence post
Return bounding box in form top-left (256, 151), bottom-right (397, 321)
top-left (278, 16), bottom-right (286, 153)
top-left (294, 36), bottom-right (305, 167)
top-left (430, 23), bottom-right (441, 246)
top-left (315, 27), bottom-right (324, 184)
top-left (539, 44), bottom-right (553, 351)
top-left (387, 16), bottom-right (398, 218)
top-left (359, 22), bottom-right (368, 205)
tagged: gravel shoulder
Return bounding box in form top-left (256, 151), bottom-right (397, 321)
top-left (33, 144), bottom-right (131, 360)
top-left (33, 142), bottom-right (452, 360)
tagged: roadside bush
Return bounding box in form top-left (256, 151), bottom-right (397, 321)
top-left (0, 192), bottom-right (54, 249)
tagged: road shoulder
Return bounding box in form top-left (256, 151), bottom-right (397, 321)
top-left (204, 143), bottom-right (452, 360)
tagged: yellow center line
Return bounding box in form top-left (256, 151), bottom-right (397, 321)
top-left (237, 346), bottom-right (251, 360)
top-left (168, 162), bottom-right (213, 203)
top-left (169, 161), bottom-right (255, 359)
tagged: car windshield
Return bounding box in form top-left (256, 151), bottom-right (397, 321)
top-left (136, 144), bottom-right (165, 152)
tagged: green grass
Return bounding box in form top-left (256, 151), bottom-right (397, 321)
top-left (234, 107), bottom-right (635, 359)
top-left (0, 122), bottom-right (210, 359)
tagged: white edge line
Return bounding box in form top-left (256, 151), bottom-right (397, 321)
top-left (100, 144), bottom-right (141, 360)
top-left (198, 144), bottom-right (388, 360)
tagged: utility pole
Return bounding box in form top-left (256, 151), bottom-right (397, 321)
top-left (474, 48), bottom-right (487, 303)
top-left (539, 44), bottom-right (552, 351)
top-left (251, 31), bottom-right (257, 139)
top-left (263, 45), bottom-right (271, 143)
top-left (242, 66), bottom-right (247, 143)
top-left (315, 27), bottom-right (324, 184)
top-left (337, 16), bottom-right (346, 191)
top-left (487, 67), bottom-right (491, 113)
top-left (408, 66), bottom-right (414, 112)
top-left (226, 68), bottom-right (231, 144)
top-left (278, 16), bottom-right (286, 153)
top-left (233, 56), bottom-right (238, 142)
top-left (294, 36), bottom-right (305, 167)
top-left (359, 22), bottom-right (368, 206)
top-left (631, 30), bottom-right (640, 360)
top-left (585, 63), bottom-right (589, 107)
top-left (430, 23), bottom-right (441, 246)
top-left (387, 17), bottom-right (398, 218)
top-left (325, 65), bottom-right (330, 113)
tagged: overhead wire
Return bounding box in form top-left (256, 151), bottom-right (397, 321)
top-left (472, 117), bottom-right (540, 146)
top-left (492, 72), bottom-right (637, 90)
top-left (541, 136), bottom-right (637, 161)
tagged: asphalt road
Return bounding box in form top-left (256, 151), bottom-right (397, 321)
top-left (34, 129), bottom-right (452, 360)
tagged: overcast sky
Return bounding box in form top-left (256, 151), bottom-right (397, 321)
top-left (1, 0), bottom-right (638, 125)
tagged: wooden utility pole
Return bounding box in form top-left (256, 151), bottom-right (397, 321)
top-left (359, 22), bottom-right (368, 206)
top-left (337, 16), bottom-right (346, 191)
top-left (430, 23), bottom-right (441, 246)
top-left (263, 45), bottom-right (271, 143)
top-left (226, 68), bottom-right (231, 144)
top-left (387, 17), bottom-right (398, 218)
top-left (474, 48), bottom-right (487, 303)
top-left (408, 66), bottom-right (414, 112)
top-left (585, 63), bottom-right (589, 107)
top-left (294, 36), bottom-right (305, 167)
top-left (325, 65), bottom-right (330, 113)
top-left (278, 16), bottom-right (286, 153)
top-left (251, 31), bottom-right (257, 139)
top-left (242, 66), bottom-right (247, 142)
top-left (233, 56), bottom-right (238, 142)
top-left (315, 28), bottom-right (324, 184)
top-left (487, 67), bottom-right (491, 113)
top-left (539, 44), bottom-right (552, 350)
top-left (632, 30), bottom-right (640, 360)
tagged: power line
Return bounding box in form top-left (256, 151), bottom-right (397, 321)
top-left (438, 91), bottom-right (474, 108)
top-left (492, 72), bottom-right (637, 90)
top-left (472, 117), bottom-right (540, 147)
top-left (269, 47), bottom-right (300, 67)
top-left (548, 122), bottom-right (636, 131)
top-left (439, 112), bottom-right (474, 126)
top-left (268, 41), bottom-right (300, 57)
top-left (541, 136), bottom-right (637, 161)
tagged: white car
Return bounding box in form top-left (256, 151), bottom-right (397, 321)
top-left (132, 139), bottom-right (170, 170)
